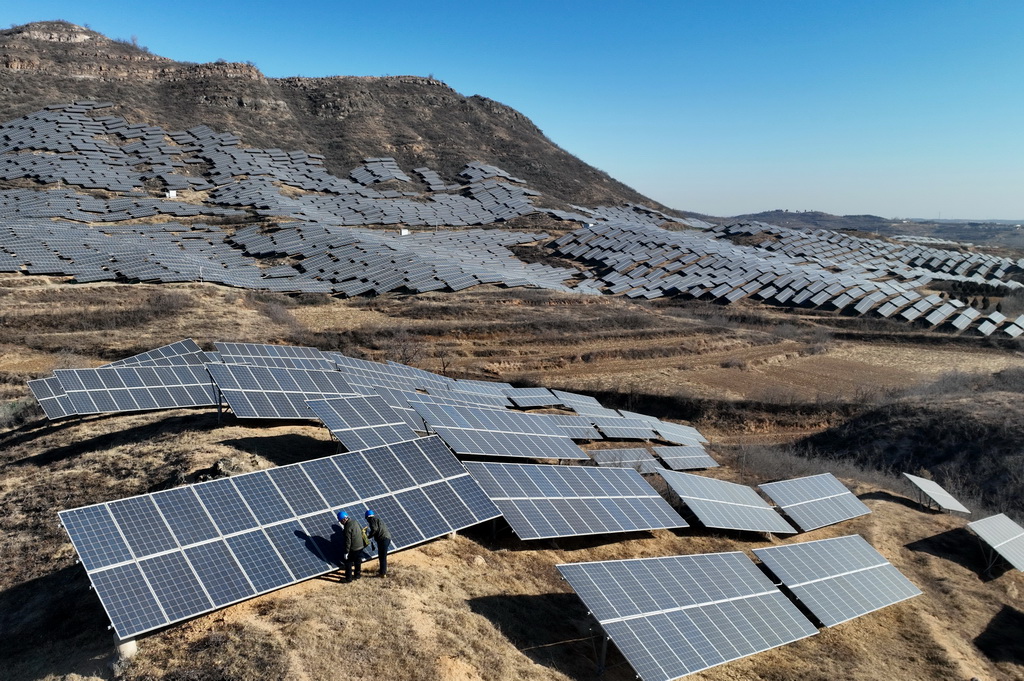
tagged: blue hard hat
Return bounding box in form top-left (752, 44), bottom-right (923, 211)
top-left (365, 509), bottom-right (375, 518)
top-left (337, 511), bottom-right (349, 522)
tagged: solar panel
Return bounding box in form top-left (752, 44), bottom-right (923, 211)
top-left (306, 395), bottom-right (421, 450)
top-left (758, 473), bottom-right (870, 531)
top-left (105, 339), bottom-right (207, 367)
top-left (753, 535), bottom-right (922, 627)
top-left (652, 421), bottom-right (709, 445)
top-left (27, 375), bottom-right (77, 419)
top-left (52, 365), bottom-right (218, 415)
top-left (660, 471), bottom-right (796, 534)
top-left (557, 552), bottom-right (817, 681)
top-left (967, 514), bottom-right (1024, 571)
top-left (502, 387), bottom-right (560, 408)
top-left (206, 363), bottom-right (356, 419)
top-left (543, 414), bottom-right (603, 439)
top-left (215, 342), bottom-right (337, 371)
top-left (59, 435), bottom-right (499, 639)
top-left (902, 473), bottom-right (970, 514)
top-left (588, 448), bottom-right (665, 475)
top-left (413, 402), bottom-right (588, 460)
top-left (590, 416), bottom-right (660, 440)
top-left (464, 462), bottom-right (686, 540)
top-left (652, 445), bottom-right (719, 470)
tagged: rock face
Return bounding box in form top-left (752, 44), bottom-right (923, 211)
top-left (0, 21), bottom-right (657, 207)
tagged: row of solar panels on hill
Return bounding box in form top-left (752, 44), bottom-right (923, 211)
top-left (551, 220), bottom-right (1024, 337)
top-left (27, 340), bottom-right (715, 455)
top-left (0, 103), bottom-right (593, 232)
top-left (59, 436), bottom-right (500, 639)
top-left (7, 99), bottom-right (1015, 338)
top-left (0, 215), bottom-right (581, 295)
top-left (660, 471), bottom-right (871, 535)
top-left (894, 473), bottom-right (1024, 577)
top-left (558, 533), bottom-right (921, 681)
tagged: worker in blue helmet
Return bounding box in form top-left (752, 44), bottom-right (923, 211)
top-left (364, 509), bottom-right (392, 577)
top-left (336, 510), bottom-right (367, 583)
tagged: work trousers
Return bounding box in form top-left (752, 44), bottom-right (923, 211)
top-left (376, 537), bottom-right (391, 576)
top-left (344, 549), bottom-right (363, 580)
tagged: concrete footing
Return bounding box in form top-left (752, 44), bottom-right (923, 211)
top-left (116, 637), bottom-right (138, 661)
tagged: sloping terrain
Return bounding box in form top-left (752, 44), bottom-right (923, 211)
top-left (2, 380), bottom-right (1022, 681)
top-left (2, 276), bottom-right (1024, 681)
top-left (0, 21), bottom-right (651, 207)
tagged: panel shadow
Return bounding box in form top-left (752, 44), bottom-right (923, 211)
top-left (0, 565), bottom-right (115, 679)
top-left (975, 606), bottom-right (1024, 664)
top-left (221, 433), bottom-right (337, 466)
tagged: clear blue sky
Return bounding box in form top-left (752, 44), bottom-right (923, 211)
top-left (7, 1), bottom-right (1024, 219)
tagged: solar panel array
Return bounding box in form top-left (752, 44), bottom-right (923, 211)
top-left (0, 103), bottom-right (593, 297)
top-left (52, 365), bottom-right (218, 415)
top-left (215, 343), bottom-right (337, 371)
top-left (205, 364), bottom-right (356, 419)
top-left (652, 445), bottom-right (719, 471)
top-left (967, 514), bottom-right (1024, 571)
top-left (551, 220), bottom-right (1023, 337)
top-left (753, 535), bottom-right (922, 627)
top-left (557, 552), bottom-right (818, 681)
top-left (105, 339), bottom-right (209, 367)
top-left (464, 462), bottom-right (686, 540)
top-left (758, 473), bottom-right (871, 531)
top-left (59, 435), bottom-right (500, 639)
top-left (26, 375), bottom-right (76, 420)
top-left (588, 448), bottom-right (665, 475)
top-left (660, 471), bottom-right (796, 534)
top-left (306, 395), bottom-right (421, 450)
top-left (3, 101), bottom-right (1023, 335)
top-left (902, 473), bottom-right (971, 514)
top-left (412, 402), bottom-right (589, 460)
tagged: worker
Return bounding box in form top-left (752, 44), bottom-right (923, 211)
top-left (364, 509), bottom-right (392, 577)
top-left (337, 510), bottom-right (367, 583)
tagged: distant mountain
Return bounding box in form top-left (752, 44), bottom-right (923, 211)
top-left (0, 20), bottom-right (658, 208)
top-left (729, 210), bottom-right (895, 234)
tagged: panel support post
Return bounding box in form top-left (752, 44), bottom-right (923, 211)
top-left (596, 632), bottom-right (609, 677)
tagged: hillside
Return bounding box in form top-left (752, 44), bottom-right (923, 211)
top-left (2, 17), bottom-right (1024, 681)
top-left (0, 21), bottom-right (653, 208)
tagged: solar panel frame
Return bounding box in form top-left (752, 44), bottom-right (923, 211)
top-left (902, 473), bottom-right (971, 514)
top-left (651, 445), bottom-right (719, 470)
top-left (753, 534), bottom-right (922, 627)
top-left (557, 552), bottom-right (818, 681)
top-left (660, 470), bottom-right (796, 534)
top-left (588, 448), bottom-right (666, 475)
top-left (59, 435), bottom-right (499, 640)
top-left (306, 394), bottom-right (421, 451)
top-left (52, 365), bottom-right (218, 415)
top-left (758, 473), bottom-right (871, 531)
top-left (206, 363), bottom-right (356, 420)
top-left (967, 513), bottom-right (1024, 571)
top-left (27, 375), bottom-right (78, 419)
top-left (464, 461), bottom-right (686, 540)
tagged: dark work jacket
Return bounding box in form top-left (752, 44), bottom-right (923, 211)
top-left (366, 515), bottom-right (392, 542)
top-left (344, 519), bottom-right (367, 552)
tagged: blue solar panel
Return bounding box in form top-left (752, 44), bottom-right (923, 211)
top-left (59, 435), bottom-right (500, 639)
top-left (152, 487), bottom-right (219, 546)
